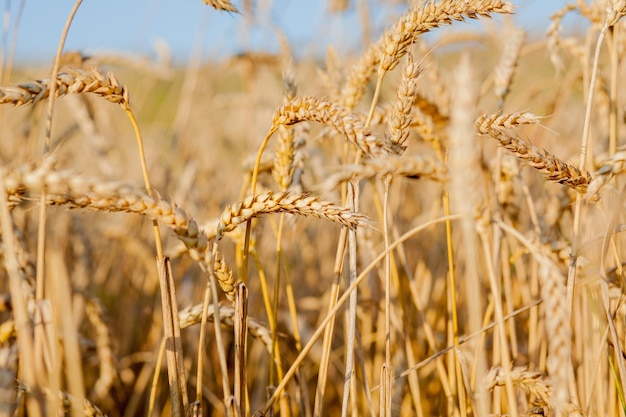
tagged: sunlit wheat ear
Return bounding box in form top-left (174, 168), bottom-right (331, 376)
top-left (0, 68), bottom-right (129, 108)
top-left (476, 112), bottom-right (591, 194)
top-left (202, 0), bottom-right (239, 13)
top-left (271, 96), bottom-right (388, 157)
top-left (387, 54), bottom-right (422, 154)
top-left (485, 366), bottom-right (553, 411)
top-left (339, 0), bottom-right (514, 110)
top-left (379, 0), bottom-right (515, 74)
top-left (216, 191), bottom-right (370, 238)
top-left (179, 303), bottom-right (272, 353)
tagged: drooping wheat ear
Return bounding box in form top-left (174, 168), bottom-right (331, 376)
top-left (387, 54), bottom-right (422, 154)
top-left (546, 3), bottom-right (577, 72)
top-left (271, 96), bottom-right (388, 157)
top-left (2, 160), bottom-right (238, 301)
top-left (315, 155), bottom-right (445, 193)
top-left (538, 262), bottom-right (571, 414)
top-left (379, 0), bottom-right (514, 74)
top-left (0, 68), bottom-right (129, 109)
top-left (485, 366), bottom-right (552, 410)
top-left (179, 303), bottom-right (272, 353)
top-left (476, 112), bottom-right (590, 194)
top-left (216, 191), bottom-right (370, 238)
top-left (201, 0), bottom-right (239, 13)
top-left (494, 27), bottom-right (525, 104)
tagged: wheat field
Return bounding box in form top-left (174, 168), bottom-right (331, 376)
top-left (2, 0), bottom-right (626, 416)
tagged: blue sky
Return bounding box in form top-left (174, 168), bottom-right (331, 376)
top-left (10, 0), bottom-right (577, 65)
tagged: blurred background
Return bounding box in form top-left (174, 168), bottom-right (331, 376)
top-left (10, 0), bottom-right (583, 65)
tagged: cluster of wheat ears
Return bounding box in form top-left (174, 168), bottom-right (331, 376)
top-left (4, 0), bottom-right (626, 416)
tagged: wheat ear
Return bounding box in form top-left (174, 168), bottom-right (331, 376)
top-left (272, 96), bottom-right (388, 157)
top-left (379, 0), bottom-right (515, 74)
top-left (387, 54), bottom-right (422, 154)
top-left (476, 112), bottom-right (590, 194)
top-left (216, 191), bottom-right (370, 238)
top-left (3, 160), bottom-right (238, 301)
top-left (201, 0), bottom-right (239, 13)
top-left (0, 68), bottom-right (129, 108)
